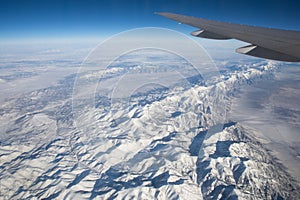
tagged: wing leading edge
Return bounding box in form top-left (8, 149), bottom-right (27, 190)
top-left (156, 12), bottom-right (300, 62)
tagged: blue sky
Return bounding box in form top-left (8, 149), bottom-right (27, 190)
top-left (0, 0), bottom-right (299, 41)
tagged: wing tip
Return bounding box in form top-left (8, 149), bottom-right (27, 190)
top-left (154, 12), bottom-right (173, 17)
top-left (156, 12), bottom-right (188, 18)
top-left (154, 12), bottom-right (171, 14)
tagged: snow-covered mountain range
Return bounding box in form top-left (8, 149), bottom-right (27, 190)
top-left (0, 52), bottom-right (299, 199)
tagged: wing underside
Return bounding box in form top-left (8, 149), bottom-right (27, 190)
top-left (156, 12), bottom-right (300, 62)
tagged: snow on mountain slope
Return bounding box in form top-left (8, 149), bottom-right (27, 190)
top-left (0, 59), bottom-right (299, 199)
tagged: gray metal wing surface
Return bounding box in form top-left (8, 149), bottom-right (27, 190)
top-left (156, 12), bottom-right (300, 62)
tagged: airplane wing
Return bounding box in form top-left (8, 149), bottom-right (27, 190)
top-left (156, 12), bottom-right (300, 62)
